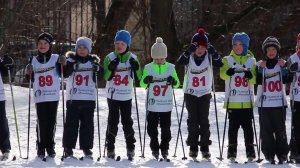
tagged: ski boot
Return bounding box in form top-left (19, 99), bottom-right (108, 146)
top-left (152, 150), bottom-right (159, 160)
top-left (46, 147), bottom-right (56, 158)
top-left (127, 149), bottom-right (135, 161)
top-left (107, 149), bottom-right (115, 159)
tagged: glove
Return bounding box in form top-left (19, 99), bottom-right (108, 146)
top-left (290, 62), bottom-right (298, 72)
top-left (244, 70), bottom-right (253, 79)
top-left (26, 64), bottom-right (33, 73)
top-left (58, 55), bottom-right (67, 65)
top-left (207, 44), bottom-right (217, 55)
top-left (226, 67), bottom-right (235, 76)
top-left (108, 57), bottom-right (120, 71)
top-left (129, 57), bottom-right (139, 71)
top-left (144, 76), bottom-right (153, 84)
top-left (92, 62), bottom-right (103, 72)
top-left (2, 55), bottom-right (14, 69)
top-left (166, 76), bottom-right (177, 85)
top-left (73, 62), bottom-right (80, 71)
top-left (184, 43), bottom-right (197, 56)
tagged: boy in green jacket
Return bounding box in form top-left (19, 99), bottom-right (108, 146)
top-left (140, 37), bottom-right (179, 160)
top-left (220, 32), bottom-right (256, 162)
top-left (103, 30), bottom-right (142, 160)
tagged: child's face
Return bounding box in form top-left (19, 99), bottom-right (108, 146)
top-left (232, 40), bottom-right (243, 55)
top-left (114, 41), bottom-right (127, 53)
top-left (266, 46), bottom-right (278, 59)
top-left (153, 58), bottom-right (165, 65)
top-left (194, 45), bottom-right (207, 57)
top-left (76, 46), bottom-right (89, 57)
top-left (37, 40), bottom-right (50, 53)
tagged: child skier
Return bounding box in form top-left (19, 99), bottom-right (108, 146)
top-left (287, 33), bottom-right (300, 164)
top-left (256, 36), bottom-right (289, 164)
top-left (0, 54), bottom-right (14, 160)
top-left (140, 37), bottom-right (180, 160)
top-left (26, 32), bottom-right (66, 158)
top-left (103, 30), bottom-right (142, 160)
top-left (62, 37), bottom-right (102, 159)
top-left (220, 32), bottom-right (256, 162)
top-left (177, 28), bottom-right (223, 160)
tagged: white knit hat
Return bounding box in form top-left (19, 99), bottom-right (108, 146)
top-left (151, 37), bottom-right (167, 59)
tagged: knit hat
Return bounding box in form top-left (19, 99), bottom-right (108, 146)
top-left (232, 32), bottom-right (250, 56)
top-left (191, 28), bottom-right (208, 48)
top-left (262, 36), bottom-right (281, 54)
top-left (38, 32), bottom-right (53, 44)
top-left (151, 37), bottom-right (167, 59)
top-left (114, 30), bottom-right (131, 47)
top-left (75, 37), bottom-right (93, 53)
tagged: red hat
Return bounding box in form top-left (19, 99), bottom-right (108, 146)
top-left (191, 28), bottom-right (208, 48)
top-left (298, 33), bottom-right (300, 41)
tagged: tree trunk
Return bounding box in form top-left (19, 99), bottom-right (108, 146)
top-left (94, 0), bottom-right (136, 59)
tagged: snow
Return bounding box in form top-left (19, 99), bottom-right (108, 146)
top-left (1, 85), bottom-right (298, 167)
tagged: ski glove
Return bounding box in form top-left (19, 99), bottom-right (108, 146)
top-left (73, 62), bottom-right (80, 71)
top-left (144, 76), bottom-right (153, 84)
top-left (289, 62), bottom-right (298, 72)
top-left (108, 57), bottom-right (120, 71)
top-left (184, 43), bottom-right (197, 57)
top-left (58, 55), bottom-right (67, 65)
top-left (2, 55), bottom-right (14, 69)
top-left (226, 68), bottom-right (235, 76)
top-left (244, 70), bottom-right (253, 79)
top-left (166, 76), bottom-right (177, 86)
top-left (129, 57), bottom-right (139, 71)
top-left (92, 62), bottom-right (103, 73)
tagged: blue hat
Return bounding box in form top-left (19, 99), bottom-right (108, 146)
top-left (75, 37), bottom-right (93, 53)
top-left (232, 32), bottom-right (250, 56)
top-left (114, 30), bottom-right (131, 47)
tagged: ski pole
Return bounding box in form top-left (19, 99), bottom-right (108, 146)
top-left (141, 84), bottom-right (150, 158)
top-left (172, 88), bottom-right (187, 160)
top-left (257, 68), bottom-right (265, 163)
top-left (209, 54), bottom-right (222, 160)
top-left (94, 72), bottom-right (102, 161)
top-left (8, 67), bottom-right (22, 158)
top-left (131, 71), bottom-right (143, 156)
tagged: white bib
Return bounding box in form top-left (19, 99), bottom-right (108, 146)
top-left (256, 62), bottom-right (287, 107)
top-left (289, 53), bottom-right (300, 101)
top-left (105, 52), bottom-right (136, 101)
top-left (0, 74), bottom-right (5, 101)
top-left (224, 56), bottom-right (255, 103)
top-left (66, 61), bottom-right (96, 101)
top-left (32, 54), bottom-right (60, 103)
top-left (146, 63), bottom-right (174, 112)
top-left (183, 54), bottom-right (212, 97)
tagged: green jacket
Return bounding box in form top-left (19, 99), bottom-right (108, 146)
top-left (220, 50), bottom-right (257, 109)
top-left (140, 62), bottom-right (180, 88)
top-left (103, 51), bottom-right (142, 81)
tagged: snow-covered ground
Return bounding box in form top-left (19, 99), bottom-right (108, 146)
top-left (1, 85), bottom-right (298, 167)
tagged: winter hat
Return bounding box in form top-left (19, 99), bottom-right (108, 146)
top-left (38, 32), bottom-right (53, 44)
top-left (232, 32), bottom-right (250, 56)
top-left (114, 30), bottom-right (131, 47)
top-left (75, 37), bottom-right (93, 53)
top-left (151, 37), bottom-right (167, 59)
top-left (191, 28), bottom-right (208, 48)
top-left (262, 36), bottom-right (281, 54)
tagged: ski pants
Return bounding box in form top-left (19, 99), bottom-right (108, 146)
top-left (147, 111), bottom-right (171, 152)
top-left (185, 93), bottom-right (211, 152)
top-left (36, 101), bottom-right (58, 150)
top-left (106, 99), bottom-right (136, 151)
top-left (227, 108), bottom-right (255, 158)
top-left (290, 101), bottom-right (300, 158)
top-left (0, 101), bottom-right (11, 153)
top-left (259, 107), bottom-right (289, 159)
top-left (63, 100), bottom-right (95, 149)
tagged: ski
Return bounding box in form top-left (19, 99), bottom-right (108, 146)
top-left (37, 155), bottom-right (46, 162)
top-left (61, 155), bottom-right (78, 161)
top-left (159, 157), bottom-right (170, 162)
top-left (108, 155), bottom-right (121, 161)
top-left (79, 156), bottom-right (93, 161)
